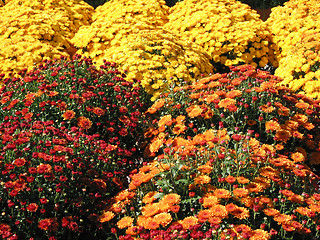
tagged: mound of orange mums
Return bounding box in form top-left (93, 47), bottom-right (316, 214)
top-left (100, 65), bottom-right (320, 240)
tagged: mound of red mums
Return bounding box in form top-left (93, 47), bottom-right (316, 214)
top-left (0, 55), bottom-right (151, 239)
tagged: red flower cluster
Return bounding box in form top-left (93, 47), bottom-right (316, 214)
top-left (0, 55), bottom-right (151, 239)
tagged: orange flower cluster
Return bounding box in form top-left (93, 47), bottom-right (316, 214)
top-left (100, 65), bottom-right (320, 239)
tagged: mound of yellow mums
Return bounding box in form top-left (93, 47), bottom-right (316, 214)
top-left (0, 0), bottom-right (93, 75)
top-left (164, 0), bottom-right (278, 69)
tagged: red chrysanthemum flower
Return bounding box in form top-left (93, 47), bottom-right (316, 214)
top-left (38, 218), bottom-right (58, 231)
top-left (27, 203), bottom-right (39, 212)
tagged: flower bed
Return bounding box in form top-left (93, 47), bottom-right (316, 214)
top-left (0, 0), bottom-right (320, 239)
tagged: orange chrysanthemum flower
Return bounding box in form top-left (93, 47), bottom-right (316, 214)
top-left (37, 164), bottom-right (52, 174)
top-left (158, 115), bottom-right (172, 127)
top-left (281, 189), bottom-right (294, 198)
top-left (295, 101), bottom-right (309, 109)
top-left (273, 214), bottom-right (293, 224)
top-left (250, 229), bottom-right (271, 240)
top-left (1, 96), bottom-right (11, 104)
top-left (77, 116), bottom-right (92, 130)
top-left (14, 158), bottom-right (26, 167)
top-left (225, 203), bottom-right (238, 213)
top-left (23, 112), bottom-right (33, 119)
top-left (208, 81), bottom-right (221, 88)
top-left (205, 94), bottom-right (219, 104)
top-left (180, 216), bottom-right (198, 230)
top-left (99, 211), bottom-right (115, 223)
top-left (153, 212), bottom-right (172, 227)
top-left (187, 106), bottom-right (203, 118)
top-left (261, 81), bottom-right (275, 89)
top-left (142, 203), bottom-right (160, 218)
top-left (136, 216), bottom-right (148, 229)
top-left (232, 206), bottom-right (250, 220)
top-left (160, 193), bottom-right (181, 206)
top-left (194, 175), bottom-right (211, 185)
top-left (291, 113), bottom-right (308, 125)
top-left (226, 90), bottom-right (242, 98)
top-left (218, 98), bottom-right (236, 109)
top-left (172, 137), bottom-right (190, 148)
top-left (198, 209), bottom-right (213, 220)
top-left (248, 138), bottom-right (260, 148)
top-left (245, 182), bottom-right (264, 193)
top-left (170, 205), bottom-right (180, 213)
top-left (172, 124), bottom-right (187, 135)
top-left (293, 169), bottom-right (308, 178)
top-left (237, 176), bottom-right (250, 184)
top-left (295, 207), bottom-right (312, 217)
top-left (288, 194), bottom-right (304, 204)
top-left (197, 164), bottom-right (213, 174)
top-left (233, 188), bottom-right (249, 198)
top-left (115, 190), bottom-right (133, 202)
top-left (260, 105), bottom-right (275, 113)
top-left (158, 202), bottom-right (171, 213)
top-left (208, 217), bottom-right (222, 224)
top-left (146, 107), bottom-right (157, 114)
top-left (189, 93), bottom-right (201, 99)
top-left (142, 191), bottom-right (159, 204)
top-left (213, 189), bottom-right (231, 199)
top-left (290, 221), bottom-right (303, 230)
top-left (225, 175), bottom-right (236, 184)
top-left (292, 131), bottom-right (304, 139)
top-left (153, 99), bottom-right (165, 109)
top-left (303, 122), bottom-right (315, 130)
top-left (93, 107), bottom-right (105, 116)
top-left (148, 139), bottom-right (163, 154)
top-left (269, 157), bottom-right (293, 168)
top-left (210, 204), bottom-right (228, 218)
top-left (227, 104), bottom-right (238, 112)
top-left (46, 91), bottom-right (59, 97)
top-left (284, 120), bottom-right (299, 131)
top-left (145, 219), bottom-right (160, 230)
top-left (202, 196), bottom-right (219, 208)
top-left (175, 115), bottom-right (186, 123)
top-left (263, 208), bottom-right (280, 217)
top-left (126, 226), bottom-right (139, 236)
top-left (275, 129), bottom-right (291, 142)
top-left (265, 120), bottom-right (280, 132)
top-left (62, 110), bottom-right (76, 120)
top-left (25, 93), bottom-right (37, 100)
top-left (259, 166), bottom-right (280, 179)
top-left (309, 204), bottom-right (320, 213)
top-left (231, 78), bottom-right (242, 86)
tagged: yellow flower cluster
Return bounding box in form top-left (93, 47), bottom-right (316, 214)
top-left (275, 31), bottom-right (320, 99)
top-left (0, 0), bottom-right (93, 76)
top-left (0, 36), bottom-right (69, 74)
top-left (163, 0), bottom-right (278, 68)
top-left (72, 0), bottom-right (169, 50)
top-left (93, 0), bottom-right (169, 26)
top-left (72, 0), bottom-right (213, 100)
top-left (266, 0), bottom-right (320, 60)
